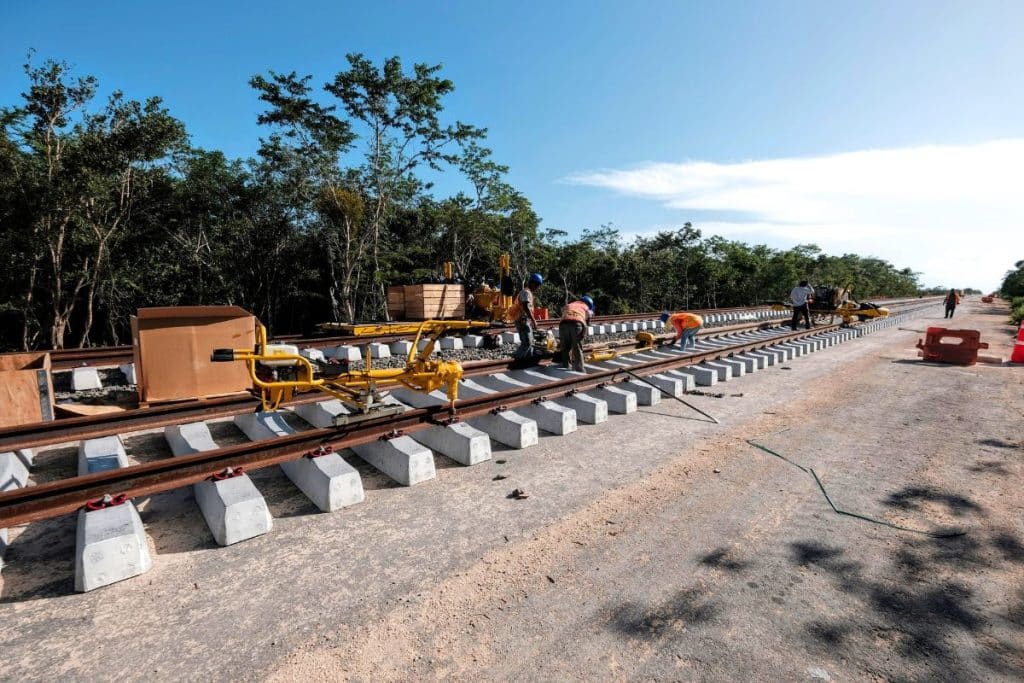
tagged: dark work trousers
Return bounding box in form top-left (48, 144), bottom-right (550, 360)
top-left (945, 305), bottom-right (956, 319)
top-left (791, 303), bottom-right (812, 330)
top-left (558, 320), bottom-right (586, 371)
top-left (515, 319), bottom-right (534, 359)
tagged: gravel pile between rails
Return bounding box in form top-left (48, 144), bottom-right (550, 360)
top-left (53, 368), bottom-right (134, 401)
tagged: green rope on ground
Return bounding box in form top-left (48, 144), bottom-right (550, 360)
top-left (746, 439), bottom-right (966, 538)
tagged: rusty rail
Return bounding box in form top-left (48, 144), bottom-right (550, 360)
top-left (0, 323), bottom-right (847, 527)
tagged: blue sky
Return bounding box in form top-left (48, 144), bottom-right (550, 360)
top-left (2, 0), bottom-right (1021, 290)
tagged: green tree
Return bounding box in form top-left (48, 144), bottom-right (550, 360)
top-left (325, 54), bottom-right (486, 318)
top-left (0, 56), bottom-right (185, 348)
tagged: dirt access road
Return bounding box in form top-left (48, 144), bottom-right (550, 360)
top-left (2, 300), bottom-right (1022, 681)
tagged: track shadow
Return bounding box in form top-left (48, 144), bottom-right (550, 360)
top-left (606, 586), bottom-right (720, 640)
top-left (345, 453), bottom-right (403, 492)
top-left (0, 515), bottom-right (77, 602)
top-left (122, 432), bottom-right (173, 465)
top-left (139, 487), bottom-right (218, 554)
top-left (28, 445), bottom-right (77, 485)
top-left (245, 464), bottom-right (322, 518)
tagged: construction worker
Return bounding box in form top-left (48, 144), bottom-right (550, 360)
top-left (944, 288), bottom-right (961, 318)
top-left (512, 273), bottom-right (544, 360)
top-left (790, 280), bottom-right (815, 330)
top-left (661, 310), bottom-right (703, 350)
top-left (558, 295), bottom-right (594, 371)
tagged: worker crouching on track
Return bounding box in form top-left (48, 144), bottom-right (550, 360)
top-left (511, 273), bottom-right (545, 360)
top-left (661, 310), bottom-right (703, 350)
top-left (558, 295), bottom-right (595, 371)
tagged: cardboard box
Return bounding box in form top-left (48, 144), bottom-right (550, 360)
top-left (0, 352), bottom-right (54, 428)
top-left (132, 306), bottom-right (256, 405)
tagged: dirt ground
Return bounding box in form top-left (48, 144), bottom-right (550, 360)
top-left (2, 300), bottom-right (1021, 682)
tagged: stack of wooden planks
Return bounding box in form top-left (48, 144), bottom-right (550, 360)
top-left (386, 284), bottom-right (465, 320)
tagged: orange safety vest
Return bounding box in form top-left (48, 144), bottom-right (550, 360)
top-left (562, 301), bottom-right (590, 324)
top-left (668, 312), bottom-right (702, 333)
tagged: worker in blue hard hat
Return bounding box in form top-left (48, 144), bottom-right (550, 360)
top-left (558, 295), bottom-right (595, 371)
top-left (509, 272), bottom-right (545, 360)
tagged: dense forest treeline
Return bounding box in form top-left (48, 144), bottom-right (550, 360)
top-left (2, 54), bottom-right (934, 350)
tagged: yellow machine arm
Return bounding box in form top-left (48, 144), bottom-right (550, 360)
top-left (584, 331), bottom-right (658, 363)
top-left (212, 321), bottom-right (471, 415)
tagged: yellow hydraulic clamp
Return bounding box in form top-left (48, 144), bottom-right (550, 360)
top-left (212, 320), bottom-right (472, 419)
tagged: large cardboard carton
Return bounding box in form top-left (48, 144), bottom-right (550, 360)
top-left (132, 306), bottom-right (256, 405)
top-left (0, 352), bottom-right (54, 428)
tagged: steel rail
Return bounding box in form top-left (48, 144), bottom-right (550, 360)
top-left (0, 319), bottom-right (786, 453)
top-left (18, 297), bottom-right (940, 368)
top-left (0, 300), bottom-right (939, 453)
top-left (0, 323), bottom-right (850, 527)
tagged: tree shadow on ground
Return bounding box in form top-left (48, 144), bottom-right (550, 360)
top-left (698, 547), bottom-right (750, 572)
top-left (883, 486), bottom-right (985, 518)
top-left (968, 460), bottom-right (1010, 475)
top-left (792, 526), bottom-right (1024, 679)
top-left (607, 587), bottom-right (720, 640)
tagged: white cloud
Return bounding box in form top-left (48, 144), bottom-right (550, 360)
top-left (567, 140), bottom-right (1024, 290)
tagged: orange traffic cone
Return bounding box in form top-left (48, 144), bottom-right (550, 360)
top-left (1013, 324), bottom-right (1024, 364)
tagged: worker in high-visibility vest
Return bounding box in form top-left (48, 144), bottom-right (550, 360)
top-left (661, 310), bottom-right (703, 350)
top-left (558, 296), bottom-right (594, 371)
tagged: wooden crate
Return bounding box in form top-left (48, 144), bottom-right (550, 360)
top-left (387, 285), bottom-right (406, 319)
top-left (400, 284), bottom-right (465, 320)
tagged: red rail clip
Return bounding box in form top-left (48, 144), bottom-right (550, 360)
top-left (208, 466), bottom-right (246, 481)
top-left (83, 493), bottom-right (128, 512)
top-left (531, 396), bottom-right (548, 404)
top-left (304, 444), bottom-right (334, 459)
top-left (490, 405), bottom-right (508, 414)
top-left (378, 429), bottom-right (404, 441)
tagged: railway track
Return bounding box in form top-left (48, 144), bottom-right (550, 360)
top-left (8, 298), bottom-right (935, 369)
top-left (0, 318), bottom-right (781, 453)
top-left (0, 298), bottom-right (939, 530)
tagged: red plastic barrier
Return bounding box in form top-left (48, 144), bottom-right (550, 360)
top-left (916, 327), bottom-right (989, 366)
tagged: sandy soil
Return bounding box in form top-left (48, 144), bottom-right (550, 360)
top-left (1, 299), bottom-right (1021, 682)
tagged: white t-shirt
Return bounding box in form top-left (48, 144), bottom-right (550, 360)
top-left (517, 289), bottom-right (534, 321)
top-left (790, 285), bottom-right (814, 306)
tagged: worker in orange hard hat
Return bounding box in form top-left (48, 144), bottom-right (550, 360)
top-left (660, 310), bottom-right (703, 350)
top-left (558, 295), bottom-right (594, 371)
